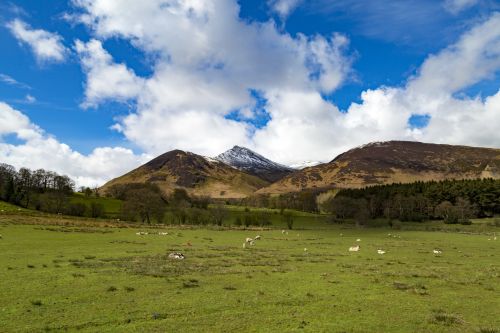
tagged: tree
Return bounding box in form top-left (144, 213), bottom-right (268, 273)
top-left (353, 198), bottom-right (370, 227)
top-left (122, 188), bottom-right (166, 224)
top-left (84, 187), bottom-right (93, 197)
top-left (435, 201), bottom-right (458, 224)
top-left (39, 192), bottom-right (68, 214)
top-left (283, 211), bottom-right (294, 230)
top-left (67, 203), bottom-right (87, 217)
top-left (211, 204), bottom-right (228, 226)
top-left (90, 202), bottom-right (105, 218)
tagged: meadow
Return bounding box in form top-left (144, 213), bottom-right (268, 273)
top-left (0, 207), bottom-right (498, 332)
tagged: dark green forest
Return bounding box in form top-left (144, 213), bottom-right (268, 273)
top-left (324, 179), bottom-right (500, 224)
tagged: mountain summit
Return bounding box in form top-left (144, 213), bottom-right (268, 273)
top-left (215, 146), bottom-right (294, 182)
top-left (100, 149), bottom-right (268, 198)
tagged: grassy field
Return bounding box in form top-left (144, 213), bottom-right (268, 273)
top-left (0, 212), bottom-right (499, 332)
top-left (71, 193), bottom-right (123, 217)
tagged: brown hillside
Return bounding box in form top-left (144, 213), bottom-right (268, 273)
top-left (258, 141), bottom-right (500, 194)
top-left (100, 150), bottom-right (269, 198)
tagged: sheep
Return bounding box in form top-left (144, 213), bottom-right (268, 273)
top-left (168, 252), bottom-right (185, 260)
top-left (136, 232), bottom-right (148, 236)
top-left (245, 237), bottom-right (253, 243)
top-left (281, 230), bottom-right (285, 234)
top-left (254, 235), bottom-right (261, 240)
top-left (433, 249), bottom-right (442, 254)
top-left (377, 249), bottom-right (386, 255)
top-left (349, 245), bottom-right (360, 252)
top-left (158, 232), bottom-right (169, 235)
top-left (304, 248), bottom-right (308, 252)
top-left (356, 238), bottom-right (361, 242)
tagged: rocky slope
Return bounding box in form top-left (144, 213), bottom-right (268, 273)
top-left (257, 141), bottom-right (500, 194)
top-left (100, 150), bottom-right (269, 198)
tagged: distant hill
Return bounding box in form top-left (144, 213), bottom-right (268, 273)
top-left (257, 141), bottom-right (500, 194)
top-left (100, 150), bottom-right (269, 198)
top-left (215, 146), bottom-right (294, 182)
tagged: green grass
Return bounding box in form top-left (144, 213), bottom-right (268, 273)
top-left (0, 201), bottom-right (29, 213)
top-left (71, 193), bottom-right (123, 217)
top-left (0, 213), bottom-right (498, 332)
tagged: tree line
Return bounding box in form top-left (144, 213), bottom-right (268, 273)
top-left (321, 178), bottom-right (500, 224)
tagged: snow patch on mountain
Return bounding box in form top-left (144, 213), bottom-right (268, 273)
top-left (215, 146), bottom-right (293, 172)
top-left (288, 161), bottom-right (323, 169)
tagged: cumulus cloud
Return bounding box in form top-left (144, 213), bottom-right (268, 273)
top-left (68, 1), bottom-right (500, 167)
top-left (444, 0), bottom-right (479, 14)
top-left (7, 19), bottom-right (69, 63)
top-left (75, 39), bottom-right (145, 107)
top-left (268, 0), bottom-right (303, 20)
top-left (72, 0), bottom-right (352, 157)
top-left (0, 102), bottom-right (148, 187)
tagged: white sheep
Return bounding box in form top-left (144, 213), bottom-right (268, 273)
top-left (433, 249), bottom-right (442, 254)
top-left (377, 249), bottom-right (386, 255)
top-left (281, 230), bottom-right (285, 234)
top-left (136, 231), bottom-right (148, 236)
top-left (356, 238), bottom-right (361, 242)
top-left (245, 237), bottom-right (253, 243)
top-left (168, 252), bottom-right (185, 260)
top-left (349, 245), bottom-right (360, 252)
top-left (254, 235), bottom-right (261, 240)
top-left (158, 232), bottom-right (168, 235)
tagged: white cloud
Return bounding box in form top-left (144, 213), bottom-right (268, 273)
top-left (7, 19), bottom-right (68, 63)
top-left (74, 39), bottom-right (145, 107)
top-left (0, 73), bottom-right (30, 89)
top-left (444, 0), bottom-right (479, 14)
top-left (0, 102), bottom-right (148, 187)
top-left (68, 1), bottom-right (500, 168)
top-left (72, 0), bottom-right (352, 157)
top-left (25, 94), bottom-right (36, 103)
top-left (268, 0), bottom-right (303, 20)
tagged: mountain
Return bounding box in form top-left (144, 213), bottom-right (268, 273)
top-left (100, 150), bottom-right (269, 198)
top-left (215, 146), bottom-right (294, 183)
top-left (257, 141), bottom-right (500, 194)
top-left (289, 161), bottom-right (322, 169)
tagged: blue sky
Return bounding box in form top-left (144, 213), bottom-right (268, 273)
top-left (1, 0), bottom-right (500, 186)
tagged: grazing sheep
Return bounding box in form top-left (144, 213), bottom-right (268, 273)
top-left (136, 232), bottom-right (148, 236)
top-left (158, 232), bottom-right (169, 235)
top-left (377, 249), bottom-right (386, 255)
top-left (168, 252), bottom-right (185, 260)
top-left (356, 238), bottom-right (361, 242)
top-left (245, 237), bottom-right (253, 243)
top-left (282, 230), bottom-right (285, 234)
top-left (433, 249), bottom-right (442, 254)
top-left (254, 235), bottom-right (261, 240)
top-left (349, 245), bottom-right (360, 252)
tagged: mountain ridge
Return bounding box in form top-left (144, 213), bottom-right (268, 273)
top-left (257, 140), bottom-right (500, 194)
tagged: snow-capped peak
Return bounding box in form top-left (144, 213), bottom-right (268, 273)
top-left (215, 146), bottom-right (293, 171)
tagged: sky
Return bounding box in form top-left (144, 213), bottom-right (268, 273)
top-left (1, 0), bottom-right (500, 187)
